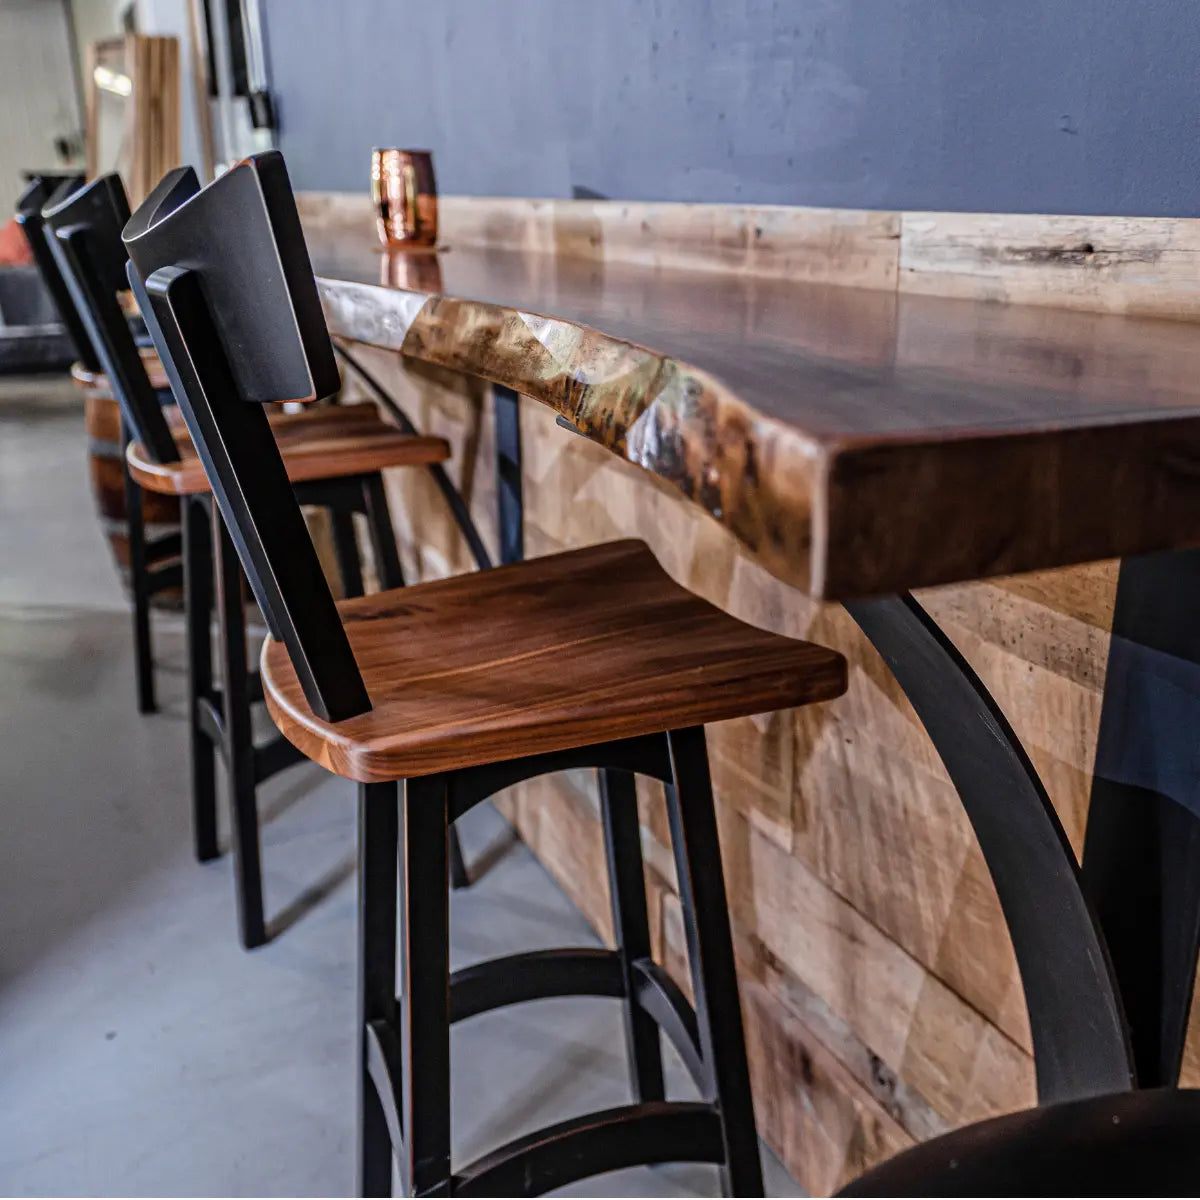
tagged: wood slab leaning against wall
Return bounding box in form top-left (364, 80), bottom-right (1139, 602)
top-left (299, 190), bottom-right (1200, 1195)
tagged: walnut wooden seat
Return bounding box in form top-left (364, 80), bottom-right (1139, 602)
top-left (128, 404), bottom-right (448, 495)
top-left (263, 538), bottom-right (845, 781)
top-left (126, 152), bottom-right (850, 1198)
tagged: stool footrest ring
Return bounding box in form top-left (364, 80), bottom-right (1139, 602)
top-left (452, 1100), bottom-right (723, 1197)
top-left (195, 695), bottom-right (225, 754)
top-left (448, 948), bottom-right (624, 1024)
top-left (146, 561), bottom-right (183, 592)
top-left (439, 950), bottom-right (707, 1088)
top-left (253, 731), bottom-right (307, 784)
top-left (631, 957), bottom-right (705, 1089)
top-left (364, 1018), bottom-right (404, 1154)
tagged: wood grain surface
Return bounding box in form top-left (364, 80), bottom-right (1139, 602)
top-left (304, 200), bottom-right (1200, 600)
top-left (899, 211), bottom-right (1200, 320)
top-left (125, 403), bottom-right (448, 495)
top-left (260, 539), bottom-right (846, 781)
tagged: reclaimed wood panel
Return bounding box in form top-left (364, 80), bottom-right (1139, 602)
top-left (124, 35), bottom-right (181, 209)
top-left (900, 211), bottom-right (1200, 321)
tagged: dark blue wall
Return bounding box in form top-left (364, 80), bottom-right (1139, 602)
top-left (261, 0), bottom-right (1200, 215)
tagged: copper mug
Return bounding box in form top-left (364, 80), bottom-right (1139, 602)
top-left (371, 149), bottom-right (438, 249)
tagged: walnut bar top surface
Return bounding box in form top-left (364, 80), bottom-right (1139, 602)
top-left (310, 227), bottom-right (1200, 600)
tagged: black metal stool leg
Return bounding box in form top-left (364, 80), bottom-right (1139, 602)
top-left (362, 474), bottom-right (405, 589)
top-left (400, 773), bottom-right (452, 1196)
top-left (331, 507), bottom-right (366, 599)
top-left (359, 781), bottom-right (399, 1198)
top-left (123, 447), bottom-right (157, 714)
top-left (848, 593), bottom-right (1132, 1102)
top-left (665, 726), bottom-right (763, 1198)
top-left (214, 510), bottom-right (267, 949)
top-left (448, 827), bottom-right (470, 891)
top-left (184, 495), bottom-right (218, 862)
top-left (600, 766), bottom-right (666, 1103)
top-left (360, 471), bottom-right (470, 891)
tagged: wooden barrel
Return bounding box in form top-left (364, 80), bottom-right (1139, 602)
top-left (83, 388), bottom-right (181, 598)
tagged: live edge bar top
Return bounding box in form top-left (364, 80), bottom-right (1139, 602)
top-left (309, 230), bottom-right (1200, 602)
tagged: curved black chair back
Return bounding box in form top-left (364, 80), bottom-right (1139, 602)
top-left (124, 152), bottom-right (368, 722)
top-left (42, 174), bottom-right (179, 464)
top-left (15, 174), bottom-right (96, 370)
top-left (124, 159), bottom-right (339, 404)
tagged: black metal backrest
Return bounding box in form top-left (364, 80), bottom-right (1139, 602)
top-left (123, 158), bottom-right (340, 404)
top-left (124, 152), bottom-right (369, 722)
top-left (15, 174), bottom-right (96, 370)
top-left (41, 174), bottom-right (179, 464)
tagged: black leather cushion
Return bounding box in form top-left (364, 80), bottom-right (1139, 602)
top-left (840, 1088), bottom-right (1200, 1197)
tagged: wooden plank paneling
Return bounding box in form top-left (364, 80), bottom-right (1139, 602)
top-left (105, 34), bottom-right (182, 209)
top-left (743, 981), bottom-right (914, 1197)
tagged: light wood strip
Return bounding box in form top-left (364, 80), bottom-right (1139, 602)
top-left (300, 192), bottom-right (901, 290)
top-left (743, 981), bottom-right (914, 1196)
top-left (900, 211), bottom-right (1200, 321)
top-left (301, 190), bottom-right (1200, 320)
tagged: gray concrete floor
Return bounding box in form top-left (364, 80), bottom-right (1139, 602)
top-left (0, 376), bottom-right (802, 1197)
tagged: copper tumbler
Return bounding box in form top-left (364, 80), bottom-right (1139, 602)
top-left (371, 149), bottom-right (438, 249)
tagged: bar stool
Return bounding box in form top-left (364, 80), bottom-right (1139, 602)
top-left (44, 171), bottom-right (452, 950)
top-left (15, 175), bottom-right (92, 365)
top-left (840, 1088), bottom-right (1200, 1195)
top-left (125, 152), bottom-right (848, 1197)
top-left (16, 173), bottom-right (180, 715)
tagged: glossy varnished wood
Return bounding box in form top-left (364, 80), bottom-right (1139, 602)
top-left (309, 222), bottom-right (1200, 600)
top-left (126, 403), bottom-right (449, 496)
top-left (260, 539), bottom-right (847, 781)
